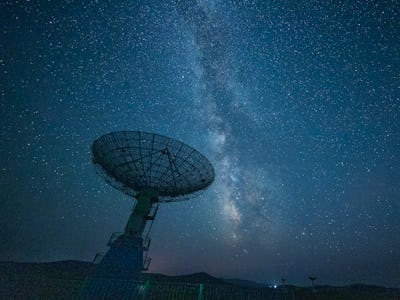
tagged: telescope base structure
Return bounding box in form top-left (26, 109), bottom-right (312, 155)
top-left (81, 190), bottom-right (158, 299)
top-left (92, 235), bottom-right (145, 278)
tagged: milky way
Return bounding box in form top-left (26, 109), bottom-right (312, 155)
top-left (1, 0), bottom-right (399, 287)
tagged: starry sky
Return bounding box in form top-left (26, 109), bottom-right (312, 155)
top-left (1, 0), bottom-right (400, 287)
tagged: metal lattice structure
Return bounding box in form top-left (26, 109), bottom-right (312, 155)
top-left (92, 131), bottom-right (215, 202)
top-left (82, 130), bottom-right (215, 295)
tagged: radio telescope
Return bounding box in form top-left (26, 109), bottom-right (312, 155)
top-left (90, 131), bottom-right (215, 278)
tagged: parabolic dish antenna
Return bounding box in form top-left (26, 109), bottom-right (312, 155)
top-left (92, 131), bottom-right (215, 202)
top-left (86, 131), bottom-right (215, 284)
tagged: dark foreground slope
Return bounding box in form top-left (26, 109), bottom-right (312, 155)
top-left (1, 260), bottom-right (399, 300)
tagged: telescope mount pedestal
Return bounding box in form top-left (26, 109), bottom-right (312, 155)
top-left (93, 189), bottom-right (158, 279)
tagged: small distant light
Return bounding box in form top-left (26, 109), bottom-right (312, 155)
top-left (273, 285), bottom-right (277, 289)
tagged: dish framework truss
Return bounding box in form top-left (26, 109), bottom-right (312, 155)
top-left (92, 131), bottom-right (215, 202)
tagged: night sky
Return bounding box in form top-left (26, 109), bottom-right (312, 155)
top-left (1, 0), bottom-right (399, 287)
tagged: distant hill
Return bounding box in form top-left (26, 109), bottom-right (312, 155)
top-left (0, 260), bottom-right (92, 280)
top-left (1, 260), bottom-right (399, 300)
top-left (142, 271), bottom-right (229, 285)
top-left (0, 260), bottom-right (228, 285)
top-left (223, 278), bottom-right (268, 288)
top-left (0, 260), bottom-right (228, 284)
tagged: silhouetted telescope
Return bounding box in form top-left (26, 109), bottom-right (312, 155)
top-left (89, 131), bottom-right (215, 278)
